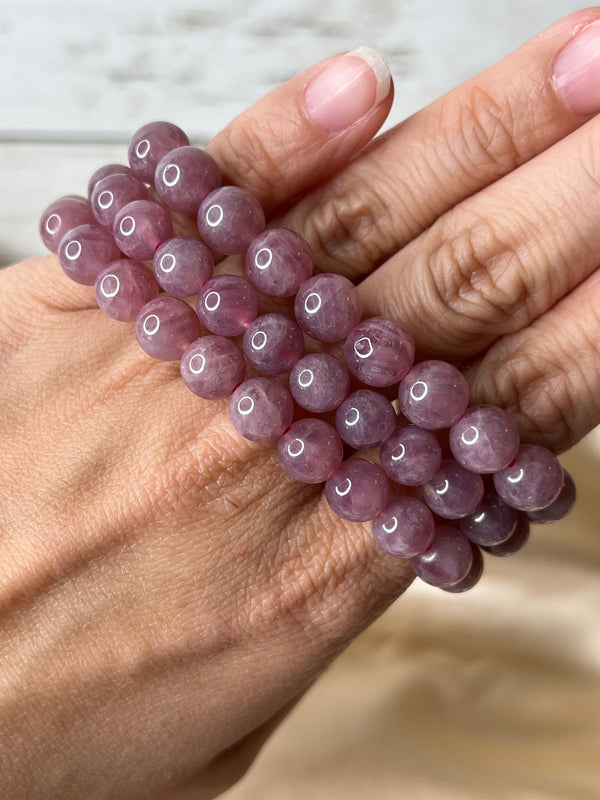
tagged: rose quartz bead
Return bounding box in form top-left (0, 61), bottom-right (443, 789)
top-left (325, 459), bottom-right (389, 522)
top-left (289, 353), bottom-right (350, 413)
top-left (450, 405), bottom-right (520, 473)
top-left (459, 492), bottom-right (518, 546)
top-left (154, 146), bottom-right (221, 214)
top-left (380, 424), bottom-right (442, 486)
top-left (88, 164), bottom-right (133, 197)
top-left (181, 336), bottom-right (246, 399)
top-left (344, 316), bottom-right (415, 387)
top-left (128, 121), bottom-right (190, 184)
top-left (442, 543), bottom-right (484, 593)
top-left (95, 259), bottom-right (159, 321)
top-left (197, 186), bottom-right (265, 255)
top-left (294, 273), bottom-right (362, 342)
top-left (229, 378), bottom-right (294, 442)
top-left (153, 237), bottom-right (214, 297)
top-left (245, 228), bottom-right (313, 297)
top-left (91, 173), bottom-right (149, 227)
top-left (482, 514), bottom-right (530, 556)
top-left (398, 360), bottom-right (470, 430)
top-left (113, 199), bottom-right (174, 260)
top-left (278, 419), bottom-right (344, 484)
top-left (528, 470), bottom-right (576, 524)
top-left (335, 389), bottom-right (396, 450)
top-left (40, 195), bottom-right (95, 253)
top-left (422, 459), bottom-right (484, 520)
top-left (135, 296), bottom-right (201, 361)
top-left (243, 313), bottom-right (305, 375)
top-left (58, 223), bottom-right (120, 285)
top-left (410, 525), bottom-right (473, 588)
top-left (493, 443), bottom-right (563, 512)
top-left (197, 275), bottom-right (258, 336)
top-left (372, 496), bottom-right (435, 558)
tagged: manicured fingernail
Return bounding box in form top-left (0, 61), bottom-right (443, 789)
top-left (553, 20), bottom-right (600, 114)
top-left (304, 47), bottom-right (391, 131)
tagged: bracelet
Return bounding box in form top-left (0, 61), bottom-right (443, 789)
top-left (39, 120), bottom-right (576, 594)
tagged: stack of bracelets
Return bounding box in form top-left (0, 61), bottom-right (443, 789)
top-left (39, 120), bottom-right (577, 594)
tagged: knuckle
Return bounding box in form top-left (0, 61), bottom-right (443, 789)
top-left (214, 121), bottom-right (286, 200)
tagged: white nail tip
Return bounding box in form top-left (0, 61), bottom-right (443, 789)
top-left (347, 46), bottom-right (391, 106)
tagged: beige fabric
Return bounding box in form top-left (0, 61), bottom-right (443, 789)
top-left (224, 434), bottom-right (600, 799)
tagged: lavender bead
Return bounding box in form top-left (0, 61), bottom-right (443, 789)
top-left (335, 389), bottom-right (396, 450)
top-left (135, 296), bottom-right (201, 361)
top-left (372, 496), bottom-right (435, 558)
top-left (243, 314), bottom-right (305, 375)
top-left (278, 419), bottom-right (344, 484)
top-left (245, 228), bottom-right (313, 297)
top-left (422, 459), bottom-right (484, 520)
top-left (294, 273), bottom-right (362, 342)
top-left (459, 492), bottom-right (518, 547)
top-left (493, 443), bottom-right (563, 512)
top-left (325, 459), bottom-right (389, 522)
top-left (114, 200), bottom-right (174, 260)
top-left (181, 336), bottom-right (246, 399)
top-left (197, 186), bottom-right (265, 255)
top-left (229, 378), bottom-right (294, 442)
top-left (58, 223), bottom-right (120, 285)
top-left (528, 470), bottom-right (576, 524)
top-left (197, 275), bottom-right (258, 336)
top-left (88, 164), bottom-right (133, 197)
top-left (450, 405), bottom-right (520, 473)
top-left (411, 525), bottom-right (474, 588)
top-left (40, 195), bottom-right (95, 253)
top-left (442, 543), bottom-right (484, 593)
top-left (289, 354), bottom-right (350, 413)
top-left (128, 121), bottom-right (190, 184)
top-left (483, 514), bottom-right (530, 556)
top-left (154, 146), bottom-right (221, 214)
top-left (380, 424), bottom-right (442, 486)
top-left (344, 316), bottom-right (415, 387)
top-left (95, 259), bottom-right (159, 322)
top-left (91, 173), bottom-right (149, 228)
top-left (398, 360), bottom-right (470, 430)
top-left (153, 237), bottom-right (214, 297)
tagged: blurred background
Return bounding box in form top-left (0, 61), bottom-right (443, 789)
top-left (2, 1), bottom-right (599, 797)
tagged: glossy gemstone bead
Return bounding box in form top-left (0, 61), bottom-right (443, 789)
top-left (40, 195), bottom-right (95, 253)
top-left (153, 237), bottom-right (214, 297)
top-left (372, 496), bottom-right (435, 558)
top-left (450, 405), bottom-right (520, 473)
top-left (379, 424), bottom-right (442, 486)
top-left (442, 543), bottom-right (484, 593)
top-left (482, 514), bottom-right (530, 556)
top-left (289, 354), bottom-right (350, 413)
top-left (243, 314), bottom-right (305, 375)
top-left (58, 223), bottom-right (120, 285)
top-left (422, 459), bottom-right (484, 520)
top-left (410, 525), bottom-right (474, 588)
top-left (95, 259), bottom-right (159, 321)
top-left (278, 419), bottom-right (344, 484)
top-left (197, 275), bottom-right (258, 336)
top-left (294, 273), bottom-right (362, 342)
top-left (197, 186), bottom-right (265, 255)
top-left (459, 492), bottom-right (518, 547)
top-left (91, 173), bottom-right (149, 228)
top-left (325, 459), bottom-right (389, 522)
top-left (113, 200), bottom-right (174, 260)
top-left (229, 378), bottom-right (294, 442)
top-left (493, 444), bottom-right (563, 512)
top-left (154, 146), bottom-right (221, 214)
top-left (335, 389), bottom-right (396, 450)
top-left (344, 316), bottom-right (415, 387)
top-left (245, 228), bottom-right (313, 297)
top-left (528, 470), bottom-right (576, 524)
top-left (135, 296), bottom-right (201, 361)
top-left (181, 336), bottom-right (246, 399)
top-left (128, 121), bottom-right (190, 184)
top-left (398, 360), bottom-right (470, 429)
top-left (88, 164), bottom-right (133, 197)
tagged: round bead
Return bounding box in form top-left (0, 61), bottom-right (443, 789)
top-left (245, 228), bottom-right (313, 297)
top-left (493, 444), bottom-right (563, 512)
top-left (135, 296), bottom-right (201, 361)
top-left (335, 389), bottom-right (396, 450)
top-left (197, 275), bottom-right (258, 336)
top-left (197, 186), bottom-right (265, 255)
top-left (58, 223), bottom-right (120, 285)
top-left (278, 419), bottom-right (344, 484)
top-left (88, 164), bottom-right (133, 197)
top-left (113, 199), bottom-right (174, 260)
top-left (289, 354), bottom-right (349, 413)
top-left (90, 173), bottom-right (149, 228)
top-left (325, 459), bottom-right (389, 522)
top-left (128, 121), bottom-right (190, 184)
top-left (459, 492), bottom-right (518, 547)
top-left (95, 259), bottom-right (159, 322)
top-left (229, 378), bottom-right (294, 442)
top-left (379, 424), bottom-right (442, 487)
top-left (153, 237), bottom-right (214, 297)
top-left (180, 336), bottom-right (246, 400)
top-left (528, 470), bottom-right (576, 524)
top-left (243, 314), bottom-right (305, 375)
top-left (422, 459), bottom-right (485, 520)
top-left (372, 496), bottom-right (435, 558)
top-left (410, 525), bottom-right (474, 588)
top-left (40, 195), bottom-right (95, 253)
top-left (398, 360), bottom-right (470, 430)
top-left (442, 543), bottom-right (484, 593)
top-left (154, 146), bottom-right (221, 214)
top-left (482, 514), bottom-right (530, 556)
top-left (294, 273), bottom-right (362, 342)
top-left (344, 316), bottom-right (415, 387)
top-left (449, 405), bottom-right (520, 473)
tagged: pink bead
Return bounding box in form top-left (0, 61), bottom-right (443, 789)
top-left (422, 459), bottom-right (484, 520)
top-left (380, 424), bottom-right (442, 486)
top-left (442, 543), bottom-right (484, 593)
top-left (410, 525), bottom-right (474, 588)
top-left (113, 199), bottom-right (174, 260)
top-left (449, 405), bottom-right (520, 473)
top-left (243, 314), bottom-right (305, 375)
top-left (181, 336), bottom-right (246, 399)
top-left (372, 496), bottom-right (435, 558)
top-left (459, 492), bottom-right (518, 547)
top-left (154, 146), bottom-right (221, 214)
top-left (95, 259), bottom-right (159, 321)
top-left (229, 378), bottom-right (294, 442)
top-left (91, 173), bottom-right (149, 227)
top-left (335, 389), bottom-right (396, 450)
top-left (88, 164), bottom-right (133, 197)
top-left (135, 296), bottom-right (201, 361)
top-left (58, 223), bottom-right (120, 285)
top-left (197, 275), bottom-right (258, 336)
top-left (528, 470), bottom-right (576, 524)
top-left (40, 195), bottom-right (95, 253)
top-left (128, 121), bottom-right (190, 184)
top-left (289, 353), bottom-right (350, 413)
top-left (344, 316), bottom-right (415, 387)
top-left (325, 459), bottom-right (389, 522)
top-left (294, 273), bottom-right (362, 342)
top-left (245, 228), bottom-right (313, 297)
top-left (493, 444), bottom-right (563, 512)
top-left (197, 186), bottom-right (265, 255)
top-left (482, 514), bottom-right (530, 556)
top-left (278, 419), bottom-right (344, 484)
top-left (153, 237), bottom-right (214, 297)
top-left (398, 360), bottom-right (470, 430)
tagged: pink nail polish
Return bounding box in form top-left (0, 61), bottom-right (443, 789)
top-left (553, 20), bottom-right (600, 114)
top-left (304, 47), bottom-right (391, 131)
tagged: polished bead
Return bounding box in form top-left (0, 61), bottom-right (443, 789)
top-left (450, 405), bottom-right (520, 473)
top-left (245, 228), bottom-right (313, 297)
top-left (335, 389), bottom-right (396, 450)
top-left (410, 525), bottom-right (473, 588)
top-left (278, 419), bottom-right (343, 484)
top-left (135, 296), bottom-right (201, 361)
top-left (380, 424), bottom-right (442, 486)
top-left (493, 444), bottom-right (563, 512)
top-left (422, 459), bottom-right (484, 520)
top-left (442, 543), bottom-right (484, 593)
top-left (459, 492), bottom-right (518, 547)
top-left (58, 223), bottom-right (120, 285)
top-left (40, 195), bottom-right (95, 253)
top-left (528, 470), bottom-right (576, 524)
top-left (294, 273), bottom-right (362, 342)
top-left (88, 164), bottom-right (133, 197)
top-left (243, 313), bottom-right (305, 375)
top-left (229, 378), bottom-right (294, 442)
top-left (181, 336), bottom-right (246, 399)
top-left (154, 146), bottom-right (221, 214)
top-left (197, 275), bottom-right (258, 336)
top-left (153, 237), bottom-right (214, 297)
top-left (398, 360), bottom-right (470, 429)
top-left (289, 353), bottom-right (350, 413)
top-left (95, 259), bottom-right (159, 321)
top-left (344, 316), bottom-right (415, 387)
top-left (372, 496), bottom-right (435, 558)
top-left (128, 121), bottom-right (190, 183)
top-left (325, 459), bottom-right (389, 522)
top-left (113, 200), bottom-right (174, 260)
top-left (197, 186), bottom-right (265, 255)
top-left (91, 173), bottom-right (149, 228)
top-left (482, 514), bottom-right (530, 556)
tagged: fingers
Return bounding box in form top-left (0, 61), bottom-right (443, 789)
top-left (279, 8), bottom-right (600, 278)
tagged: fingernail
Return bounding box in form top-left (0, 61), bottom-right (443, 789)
top-left (553, 20), bottom-right (600, 114)
top-left (304, 47), bottom-right (391, 131)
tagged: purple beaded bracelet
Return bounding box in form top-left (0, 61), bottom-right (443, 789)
top-left (39, 120), bottom-right (577, 594)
